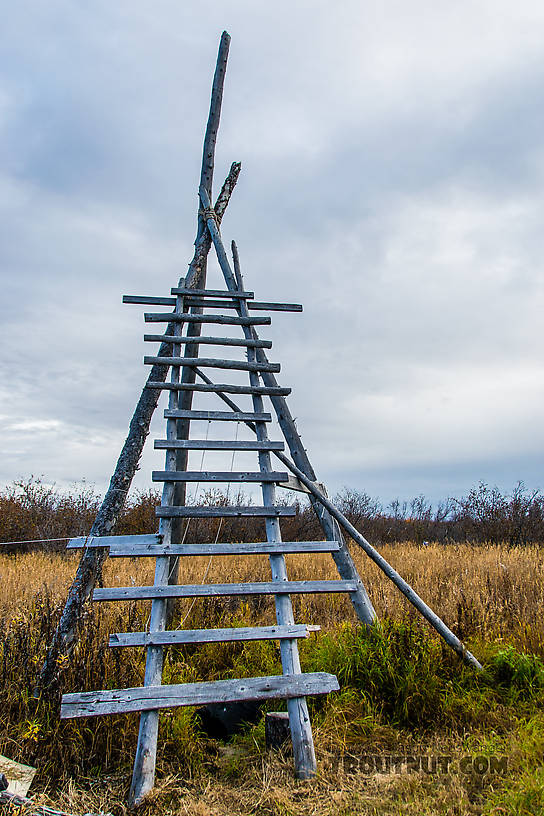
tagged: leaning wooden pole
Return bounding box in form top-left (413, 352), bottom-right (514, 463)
top-left (36, 38), bottom-right (237, 695)
top-left (198, 188), bottom-right (377, 626)
top-left (169, 30), bottom-right (231, 588)
top-left (187, 361), bottom-right (481, 671)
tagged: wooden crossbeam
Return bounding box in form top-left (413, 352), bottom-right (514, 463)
top-left (109, 624), bottom-right (320, 647)
top-left (144, 356), bottom-right (280, 373)
top-left (93, 580), bottom-right (357, 601)
top-left (61, 672), bottom-right (340, 719)
top-left (163, 409), bottom-right (271, 422)
top-left (152, 470), bottom-right (289, 482)
top-left (170, 287), bottom-right (255, 298)
top-left (155, 505), bottom-right (296, 519)
top-left (126, 294), bottom-right (302, 311)
top-left (144, 334), bottom-right (272, 349)
top-left (67, 534), bottom-right (162, 550)
top-left (153, 439), bottom-right (284, 451)
top-left (147, 381), bottom-right (291, 396)
top-left (144, 312), bottom-right (270, 326)
top-left (104, 541), bottom-right (341, 557)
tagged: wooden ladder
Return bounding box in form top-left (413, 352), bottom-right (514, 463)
top-left (62, 282), bottom-right (357, 804)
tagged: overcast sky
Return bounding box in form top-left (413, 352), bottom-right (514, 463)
top-left (1, 1), bottom-right (543, 505)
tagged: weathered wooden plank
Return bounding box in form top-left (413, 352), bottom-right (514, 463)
top-left (171, 287), bottom-right (254, 299)
top-left (153, 439), bottom-right (284, 451)
top-left (109, 624), bottom-right (319, 648)
top-left (147, 381), bottom-right (290, 396)
top-left (106, 540), bottom-right (341, 557)
top-left (144, 334), bottom-right (272, 349)
top-left (123, 295), bottom-right (176, 306)
top-left (155, 505), bottom-right (296, 519)
top-left (176, 298), bottom-right (302, 312)
top-left (144, 356), bottom-right (280, 373)
top-left (249, 301), bottom-right (302, 312)
top-left (61, 672), bottom-right (339, 718)
top-left (93, 579), bottom-right (357, 601)
top-left (144, 313), bottom-right (270, 326)
top-left (152, 470), bottom-right (289, 482)
top-left (67, 533), bottom-right (161, 550)
top-left (163, 409), bottom-right (271, 422)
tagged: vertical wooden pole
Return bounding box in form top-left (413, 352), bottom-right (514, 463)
top-left (128, 291), bottom-right (186, 807)
top-left (169, 30), bottom-right (231, 589)
top-left (232, 244), bottom-right (316, 778)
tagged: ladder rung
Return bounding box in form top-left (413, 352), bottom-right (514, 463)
top-left (125, 295), bottom-right (303, 313)
top-left (61, 672), bottom-right (339, 719)
top-left (67, 534), bottom-right (162, 550)
top-left (106, 541), bottom-right (341, 557)
top-left (123, 295), bottom-right (175, 306)
top-left (144, 334), bottom-right (272, 349)
top-left (164, 409), bottom-right (271, 422)
top-left (109, 624), bottom-right (320, 648)
top-left (93, 580), bottom-right (357, 601)
top-left (144, 356), bottom-right (280, 373)
top-left (147, 382), bottom-right (291, 397)
top-left (153, 439), bottom-right (284, 451)
top-left (152, 471), bottom-right (289, 483)
top-left (186, 299), bottom-right (302, 313)
top-left (248, 301), bottom-right (302, 313)
top-left (170, 287), bottom-right (255, 299)
top-left (155, 505), bottom-right (297, 519)
top-left (144, 313), bottom-right (270, 326)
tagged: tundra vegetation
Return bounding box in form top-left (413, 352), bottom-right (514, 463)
top-left (1, 477), bottom-right (544, 815)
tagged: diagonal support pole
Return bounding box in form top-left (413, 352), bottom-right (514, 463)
top-left (198, 188), bottom-right (376, 626)
top-left (187, 360), bottom-right (481, 670)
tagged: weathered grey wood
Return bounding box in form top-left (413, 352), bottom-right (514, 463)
top-left (123, 295), bottom-right (176, 306)
top-left (152, 470), bottom-right (289, 482)
top-left (37, 165), bottom-right (241, 697)
top-left (154, 439), bottom-right (284, 451)
top-left (266, 452), bottom-right (484, 670)
top-left (144, 312), bottom-right (270, 326)
top-left (144, 356), bottom-right (280, 373)
top-left (248, 301), bottom-right (302, 312)
top-left (93, 579), bottom-right (356, 601)
top-left (171, 286), bottom-right (254, 299)
top-left (179, 298), bottom-right (302, 312)
top-left (147, 381), bottom-right (290, 396)
top-left (231, 239), bottom-right (317, 779)
top-left (127, 296), bottom-right (302, 312)
top-left (155, 505), bottom-right (296, 519)
top-left (109, 624), bottom-right (319, 648)
top-left (67, 533), bottom-right (161, 550)
top-left (277, 475), bottom-right (322, 494)
top-left (128, 31), bottom-right (235, 810)
top-left (164, 409), bottom-right (272, 422)
top-left (170, 286), bottom-right (255, 300)
top-left (144, 333), bottom-right (272, 349)
top-left (62, 673), bottom-right (339, 719)
top-left (105, 540), bottom-right (341, 557)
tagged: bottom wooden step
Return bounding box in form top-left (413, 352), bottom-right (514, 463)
top-left (108, 624), bottom-right (320, 648)
top-left (61, 672), bottom-right (339, 718)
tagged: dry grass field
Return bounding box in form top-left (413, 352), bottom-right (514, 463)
top-left (2, 542), bottom-right (544, 815)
